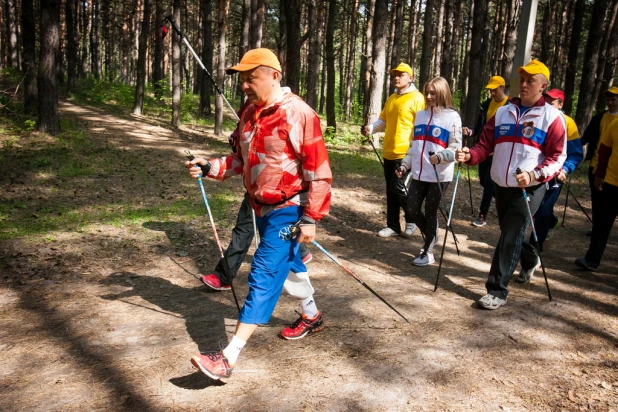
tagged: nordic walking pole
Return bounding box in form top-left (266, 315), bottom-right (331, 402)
top-left (428, 151), bottom-right (461, 255)
top-left (434, 162), bottom-right (462, 292)
top-left (186, 151), bottom-right (242, 312)
top-left (516, 168), bottom-right (552, 302)
top-left (311, 239), bottom-right (410, 323)
top-left (464, 137), bottom-right (475, 215)
top-left (561, 174), bottom-right (572, 226)
top-left (562, 179), bottom-right (593, 224)
top-left (169, 15), bottom-right (260, 248)
top-left (166, 16), bottom-right (239, 121)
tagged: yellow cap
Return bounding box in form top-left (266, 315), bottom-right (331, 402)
top-left (606, 86), bottom-right (618, 95)
top-left (517, 59), bottom-right (550, 81)
top-left (389, 63), bottom-right (414, 77)
top-left (226, 48), bottom-right (282, 74)
top-left (485, 76), bottom-right (506, 89)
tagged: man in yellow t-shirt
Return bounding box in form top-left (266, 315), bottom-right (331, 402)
top-left (575, 117), bottom-right (618, 271)
top-left (361, 62), bottom-right (425, 238)
top-left (581, 87), bottom-right (618, 235)
top-left (463, 75), bottom-right (510, 227)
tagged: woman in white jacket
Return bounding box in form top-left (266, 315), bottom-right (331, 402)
top-left (396, 76), bottom-right (462, 266)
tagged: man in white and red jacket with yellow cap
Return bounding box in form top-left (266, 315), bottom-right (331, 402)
top-left (456, 60), bottom-right (567, 310)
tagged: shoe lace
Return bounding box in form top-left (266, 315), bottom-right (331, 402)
top-left (290, 310), bottom-right (307, 328)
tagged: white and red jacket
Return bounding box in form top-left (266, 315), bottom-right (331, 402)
top-left (401, 107), bottom-right (462, 182)
top-left (207, 91), bottom-right (332, 222)
top-left (467, 97), bottom-right (566, 187)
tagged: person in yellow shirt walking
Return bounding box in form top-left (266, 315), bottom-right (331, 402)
top-left (575, 117), bottom-right (618, 271)
top-left (581, 87), bottom-right (618, 235)
top-left (361, 62), bottom-right (425, 237)
top-left (463, 75), bottom-right (510, 227)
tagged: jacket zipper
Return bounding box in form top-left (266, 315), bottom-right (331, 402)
top-left (420, 108), bottom-right (434, 181)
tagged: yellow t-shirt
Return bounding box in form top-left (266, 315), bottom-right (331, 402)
top-left (486, 97), bottom-right (509, 122)
top-left (591, 111), bottom-right (618, 167)
top-left (379, 89), bottom-right (425, 160)
top-left (599, 118), bottom-right (618, 186)
top-left (565, 115), bottom-right (580, 140)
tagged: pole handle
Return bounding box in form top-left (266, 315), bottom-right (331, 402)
top-left (165, 15), bottom-right (184, 39)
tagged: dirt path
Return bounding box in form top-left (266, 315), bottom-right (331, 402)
top-left (1, 101), bottom-right (617, 411)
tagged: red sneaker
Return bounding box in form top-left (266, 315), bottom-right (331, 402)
top-left (200, 274), bottom-right (231, 291)
top-left (190, 351), bottom-right (233, 380)
top-left (280, 312), bottom-right (324, 340)
top-left (301, 252), bottom-right (313, 264)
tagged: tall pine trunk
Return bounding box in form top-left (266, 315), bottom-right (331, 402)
top-left (21, 0), bottom-right (37, 112)
top-left (305, 0), bottom-right (323, 110)
top-left (200, 0), bottom-right (213, 115)
top-left (366, 0), bottom-right (387, 133)
top-left (419, 0), bottom-right (436, 86)
top-left (325, 0), bottom-right (338, 130)
top-left (215, 0), bottom-right (229, 135)
top-left (171, 0), bottom-right (182, 127)
top-left (132, 0), bottom-right (152, 115)
top-left (285, 0), bottom-right (302, 94)
top-left (38, 0), bottom-right (61, 135)
top-left (462, 0), bottom-right (488, 130)
top-left (91, 0), bottom-right (101, 79)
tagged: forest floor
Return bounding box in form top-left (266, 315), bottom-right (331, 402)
top-left (1, 100), bottom-right (617, 411)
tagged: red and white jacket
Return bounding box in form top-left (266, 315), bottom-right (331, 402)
top-left (467, 97), bottom-right (567, 187)
top-left (207, 91), bottom-right (332, 222)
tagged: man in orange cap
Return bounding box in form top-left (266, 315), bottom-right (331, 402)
top-left (361, 62), bottom-right (425, 238)
top-left (580, 86), bottom-right (618, 236)
top-left (463, 75), bottom-right (510, 227)
top-left (185, 48), bottom-right (332, 380)
top-left (456, 60), bottom-right (567, 310)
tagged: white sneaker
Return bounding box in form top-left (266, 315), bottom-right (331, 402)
top-left (412, 251), bottom-right (435, 266)
top-left (478, 294), bottom-right (507, 310)
top-left (516, 257), bottom-right (541, 284)
top-left (404, 223), bottom-right (417, 237)
top-left (377, 227), bottom-right (399, 238)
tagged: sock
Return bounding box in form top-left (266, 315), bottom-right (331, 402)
top-left (222, 335), bottom-right (246, 366)
top-left (301, 296), bottom-right (319, 319)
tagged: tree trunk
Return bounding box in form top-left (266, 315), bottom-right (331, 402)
top-left (433, 0), bottom-right (445, 76)
top-left (21, 0), bottom-right (37, 112)
top-left (38, 0), bottom-right (61, 135)
top-left (575, 0), bottom-right (612, 129)
top-left (132, 0), bottom-right (151, 115)
top-left (66, 0), bottom-right (78, 92)
top-left (366, 0), bottom-right (387, 128)
top-left (458, 0), bottom-right (474, 114)
top-left (91, 0), bottom-right (101, 79)
top-left (285, 0), bottom-right (302, 94)
top-left (171, 0), bottom-right (182, 127)
top-left (200, 0), bottom-right (213, 115)
top-left (153, 0), bottom-right (165, 100)
top-left (250, 0), bottom-right (264, 48)
top-left (215, 0), bottom-right (229, 135)
top-left (501, 0), bottom-right (520, 81)
top-left (80, 0), bottom-right (90, 78)
top-left (462, 0), bottom-right (488, 129)
top-left (441, 0), bottom-right (455, 84)
top-left (237, 0), bottom-right (250, 99)
top-left (5, 0), bottom-right (19, 68)
top-left (419, 0), bottom-right (436, 86)
top-left (597, 4), bottom-right (618, 113)
top-left (305, 0), bottom-right (323, 110)
top-left (325, 0), bottom-right (338, 130)
top-left (344, 0), bottom-right (359, 120)
top-left (361, 0), bottom-right (375, 122)
top-left (407, 0), bottom-right (418, 65)
top-left (590, 3), bottom-right (618, 114)
top-left (563, 0), bottom-right (585, 115)
top-left (479, 0), bottom-right (493, 85)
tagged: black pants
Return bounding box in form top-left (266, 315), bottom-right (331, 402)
top-left (588, 166), bottom-right (602, 227)
top-left (407, 179), bottom-right (448, 252)
top-left (478, 156), bottom-right (495, 216)
top-left (585, 182), bottom-right (618, 266)
top-left (214, 192), bottom-right (309, 284)
top-left (384, 158), bottom-right (414, 233)
top-left (486, 184), bottom-right (546, 299)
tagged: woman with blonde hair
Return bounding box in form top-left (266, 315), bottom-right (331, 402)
top-left (396, 76), bottom-right (462, 266)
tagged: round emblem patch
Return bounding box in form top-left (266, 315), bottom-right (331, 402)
top-left (432, 128), bottom-right (441, 138)
top-left (279, 225), bottom-right (294, 241)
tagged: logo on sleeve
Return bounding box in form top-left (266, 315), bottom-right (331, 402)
top-left (279, 225), bottom-right (294, 241)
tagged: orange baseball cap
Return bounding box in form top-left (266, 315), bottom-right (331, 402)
top-left (485, 76), bottom-right (506, 89)
top-left (517, 59), bottom-right (550, 81)
top-left (606, 86), bottom-right (618, 96)
top-left (226, 48), bottom-right (282, 74)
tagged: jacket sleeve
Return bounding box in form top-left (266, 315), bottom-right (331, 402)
top-left (534, 115), bottom-right (567, 182)
top-left (467, 115), bottom-right (496, 166)
top-left (296, 111), bottom-right (332, 222)
top-left (438, 113), bottom-right (462, 163)
top-left (594, 123), bottom-right (616, 179)
top-left (207, 153), bottom-right (244, 181)
top-left (563, 138), bottom-right (583, 174)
